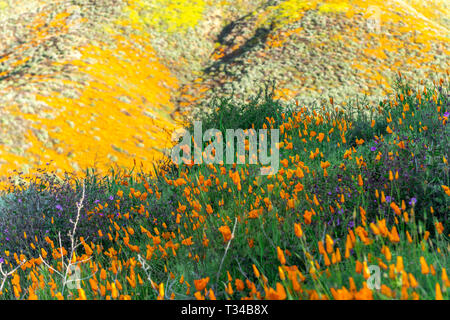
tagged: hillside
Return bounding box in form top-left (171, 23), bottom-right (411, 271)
top-left (0, 0), bottom-right (449, 185)
top-left (0, 0), bottom-right (448, 302)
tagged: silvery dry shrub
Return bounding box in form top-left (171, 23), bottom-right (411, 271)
top-left (0, 170), bottom-right (112, 257)
top-left (0, 165), bottom-right (184, 258)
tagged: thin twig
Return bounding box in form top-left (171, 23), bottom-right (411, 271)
top-left (38, 255), bottom-right (64, 277)
top-left (37, 182), bottom-right (88, 296)
top-left (137, 254), bottom-right (160, 297)
top-left (216, 218), bottom-right (238, 284)
top-left (0, 259), bottom-right (26, 293)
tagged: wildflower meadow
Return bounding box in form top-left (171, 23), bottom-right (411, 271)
top-left (0, 0), bottom-right (448, 302)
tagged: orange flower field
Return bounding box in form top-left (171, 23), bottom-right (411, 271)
top-left (0, 0), bottom-right (448, 301)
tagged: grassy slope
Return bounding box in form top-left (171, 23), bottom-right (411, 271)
top-left (0, 74), bottom-right (448, 300)
top-left (0, 0), bottom-right (449, 184)
top-left (0, 0), bottom-right (449, 301)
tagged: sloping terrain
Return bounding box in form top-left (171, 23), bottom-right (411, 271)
top-left (0, 0), bottom-right (178, 184)
top-left (0, 0), bottom-right (448, 301)
top-left (178, 0), bottom-right (449, 117)
top-left (0, 0), bottom-right (448, 185)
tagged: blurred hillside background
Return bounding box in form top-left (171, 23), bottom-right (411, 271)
top-left (0, 0), bottom-right (448, 185)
